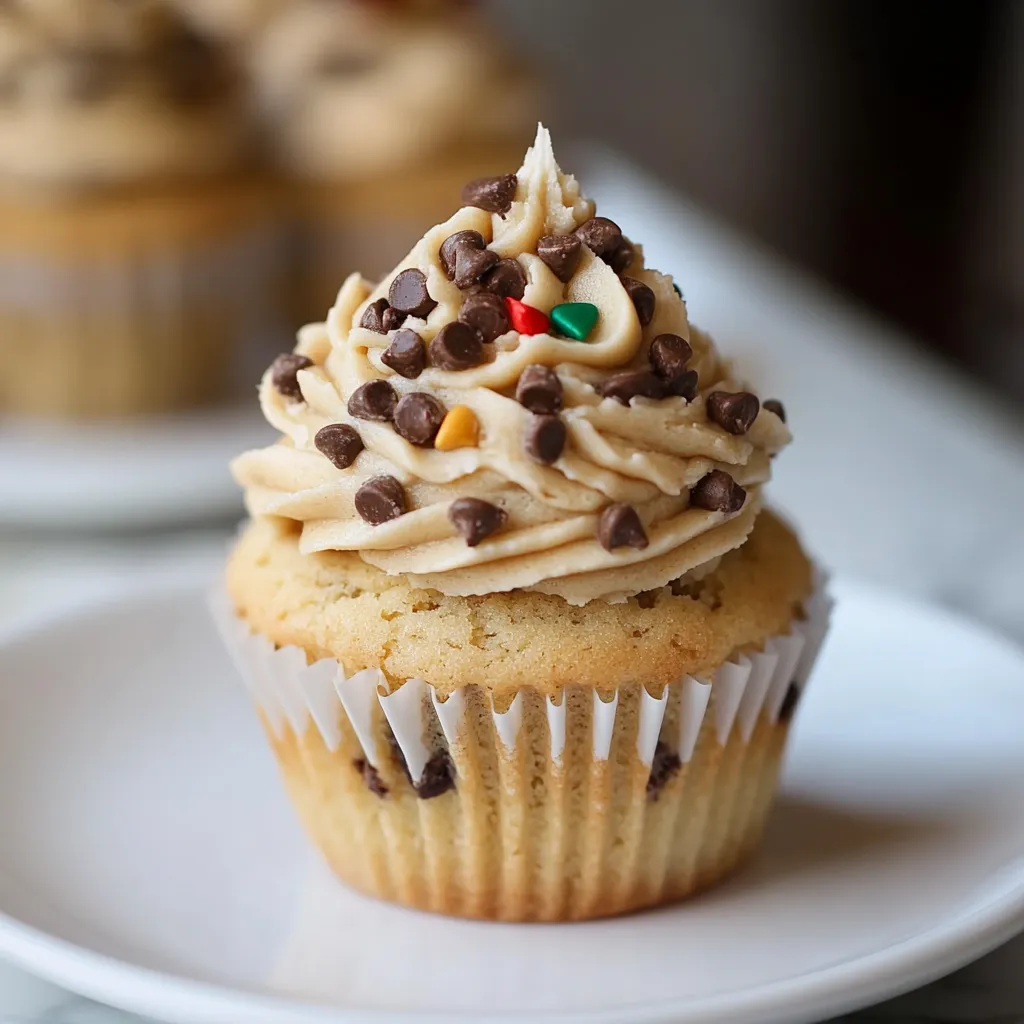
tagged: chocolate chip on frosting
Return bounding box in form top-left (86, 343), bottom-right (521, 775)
top-left (608, 240), bottom-right (635, 275)
top-left (483, 258), bottom-right (527, 299)
top-left (621, 277), bottom-right (656, 326)
top-left (455, 245), bottom-right (499, 289)
top-left (461, 173), bottom-right (517, 216)
top-left (430, 321), bottom-right (485, 369)
top-left (381, 329), bottom-right (426, 379)
top-left (597, 503), bottom-right (649, 552)
top-left (389, 269), bottom-right (436, 318)
top-left (649, 333), bottom-right (693, 379)
top-left (270, 353), bottom-right (313, 400)
top-left (440, 230), bottom-right (486, 279)
top-left (314, 423), bottom-right (363, 469)
top-left (707, 391), bottom-right (760, 435)
top-left (665, 369), bottom-right (700, 401)
top-left (536, 233), bottom-right (583, 282)
top-left (763, 398), bottom-right (787, 423)
top-left (360, 298), bottom-right (390, 334)
top-left (575, 217), bottom-right (623, 261)
top-left (347, 379), bottom-right (397, 421)
top-left (382, 306), bottom-right (407, 332)
top-left (355, 475), bottom-right (407, 525)
top-left (515, 364), bottom-right (563, 414)
top-left (448, 497), bottom-right (508, 547)
top-left (524, 414), bottom-right (566, 464)
top-left (690, 470), bottom-right (747, 513)
top-left (458, 292), bottom-right (508, 343)
top-left (394, 392), bottom-right (446, 447)
top-left (599, 370), bottom-right (666, 405)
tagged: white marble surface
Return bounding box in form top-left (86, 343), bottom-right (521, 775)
top-left (1, 151), bottom-right (1022, 1022)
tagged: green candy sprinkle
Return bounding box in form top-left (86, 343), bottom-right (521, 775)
top-left (672, 282), bottom-right (683, 298)
top-left (550, 302), bottom-right (599, 341)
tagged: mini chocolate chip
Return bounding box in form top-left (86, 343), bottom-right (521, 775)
top-left (360, 298), bottom-right (390, 334)
top-left (355, 475), bottom-right (407, 525)
top-left (650, 333), bottom-right (693, 379)
top-left (597, 503), bottom-right (649, 552)
top-left (536, 233), bottom-right (583, 282)
top-left (482, 258), bottom-right (527, 299)
top-left (415, 750), bottom-right (456, 799)
top-left (524, 414), bottom-right (566, 464)
top-left (389, 268), bottom-right (436, 318)
top-left (515, 364), bottom-right (563, 414)
top-left (394, 392), bottom-right (446, 447)
top-left (462, 173), bottom-right (517, 216)
top-left (439, 230), bottom-right (486, 279)
top-left (621, 276), bottom-right (656, 326)
top-left (575, 217), bottom-right (623, 260)
top-left (448, 497), bottom-right (508, 547)
top-left (608, 240), bottom-right (635, 275)
top-left (347, 379), bottom-right (397, 421)
top-left (454, 244), bottom-right (499, 289)
top-left (382, 306), bottom-right (407, 332)
top-left (665, 369), bottom-right (700, 401)
top-left (764, 398), bottom-right (787, 423)
top-left (314, 423), bottom-right (363, 469)
top-left (270, 353), bottom-right (313, 400)
top-left (646, 741), bottom-right (681, 799)
top-left (430, 321), bottom-right (485, 370)
top-left (778, 682), bottom-right (801, 722)
top-left (599, 370), bottom-right (666, 404)
top-left (690, 470), bottom-right (746, 513)
top-left (381, 329), bottom-right (426, 379)
top-left (353, 758), bottom-right (388, 797)
top-left (707, 391), bottom-right (760, 435)
top-left (458, 292), bottom-right (508, 343)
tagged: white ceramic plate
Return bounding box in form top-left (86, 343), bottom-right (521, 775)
top-left (0, 406), bottom-right (272, 529)
top-left (0, 578), bottom-right (1022, 1024)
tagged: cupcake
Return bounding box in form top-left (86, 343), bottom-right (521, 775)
top-left (0, 0), bottom-right (281, 420)
top-left (216, 126), bottom-right (832, 922)
top-left (247, 0), bottom-right (538, 324)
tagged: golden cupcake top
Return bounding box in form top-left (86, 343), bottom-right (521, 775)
top-left (247, 0), bottom-right (536, 181)
top-left (0, 0), bottom-right (249, 186)
top-left (233, 126), bottom-right (791, 605)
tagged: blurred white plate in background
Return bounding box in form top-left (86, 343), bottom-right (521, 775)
top-left (0, 578), bottom-right (1022, 1024)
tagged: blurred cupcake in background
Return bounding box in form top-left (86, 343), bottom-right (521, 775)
top-left (168, 0), bottom-right (291, 47)
top-left (247, 0), bottom-right (539, 325)
top-left (0, 0), bottom-right (283, 420)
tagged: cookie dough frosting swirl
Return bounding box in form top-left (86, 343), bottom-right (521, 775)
top-left (0, 0), bottom-right (247, 186)
top-left (234, 127), bottom-right (791, 605)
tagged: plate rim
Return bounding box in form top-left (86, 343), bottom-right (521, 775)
top-left (1, 575), bottom-right (1023, 1024)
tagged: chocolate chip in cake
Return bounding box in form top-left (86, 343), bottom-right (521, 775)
top-left (439, 230), bottom-right (486, 279)
top-left (778, 682), bottom-right (801, 722)
top-left (524, 414), bottom-right (566, 464)
top-left (763, 398), bottom-right (787, 423)
top-left (575, 217), bottom-right (623, 261)
top-left (359, 297), bottom-right (390, 334)
top-left (621, 276), bottom-right (656, 326)
top-left (347, 379), bottom-right (398, 421)
top-left (353, 758), bottom-right (388, 797)
top-left (515, 364), bottom-right (563, 414)
top-left (454, 244), bottom-right (499, 289)
top-left (314, 423), bottom-right (363, 469)
top-left (536, 233), bottom-right (583, 282)
top-left (393, 392), bottom-right (446, 447)
top-left (270, 353), bottom-right (313, 400)
top-left (597, 503), bottom-right (649, 552)
top-left (650, 333), bottom-right (693, 379)
top-left (430, 321), bottom-right (485, 370)
top-left (381, 328), bottom-right (426, 379)
top-left (599, 370), bottom-right (666, 405)
top-left (448, 497), bottom-right (508, 547)
top-left (665, 369), bottom-right (700, 401)
top-left (690, 470), bottom-right (746, 514)
top-left (415, 750), bottom-right (456, 799)
top-left (482, 258), bottom-right (527, 299)
top-left (458, 292), bottom-right (508, 343)
top-left (355, 475), bottom-right (407, 525)
top-left (389, 268), bottom-right (437, 318)
top-left (707, 390), bottom-right (760, 435)
top-left (646, 741), bottom-right (681, 800)
top-left (461, 173), bottom-right (517, 216)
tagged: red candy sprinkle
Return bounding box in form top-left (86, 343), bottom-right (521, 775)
top-left (505, 297), bottom-right (550, 336)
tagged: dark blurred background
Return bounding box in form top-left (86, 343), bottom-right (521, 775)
top-left (494, 0), bottom-right (1024, 405)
